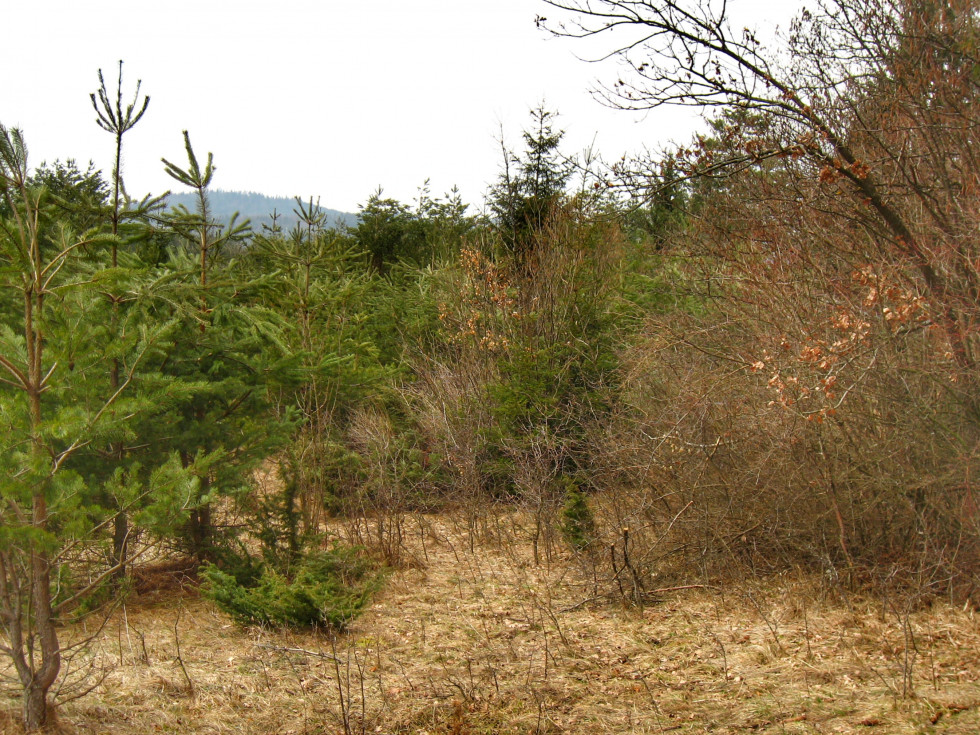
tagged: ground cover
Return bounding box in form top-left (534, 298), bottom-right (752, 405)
top-left (3, 515), bottom-right (979, 734)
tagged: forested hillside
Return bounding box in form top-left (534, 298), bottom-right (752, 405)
top-left (2, 1), bottom-right (979, 732)
top-left (165, 189), bottom-right (356, 231)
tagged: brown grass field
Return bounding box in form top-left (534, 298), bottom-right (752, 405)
top-left (3, 515), bottom-right (979, 734)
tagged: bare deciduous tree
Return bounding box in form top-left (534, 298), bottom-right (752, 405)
top-left (543, 0), bottom-right (980, 411)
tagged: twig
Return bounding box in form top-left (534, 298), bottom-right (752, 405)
top-left (173, 606), bottom-right (195, 696)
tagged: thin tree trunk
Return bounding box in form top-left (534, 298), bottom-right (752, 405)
top-left (24, 680), bottom-right (49, 731)
top-left (23, 263), bottom-right (60, 731)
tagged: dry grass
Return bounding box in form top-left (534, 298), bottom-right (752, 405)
top-left (3, 514), bottom-right (980, 734)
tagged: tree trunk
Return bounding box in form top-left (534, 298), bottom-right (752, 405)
top-left (23, 681), bottom-right (49, 731)
top-left (187, 495), bottom-right (214, 562)
top-left (113, 512), bottom-right (129, 581)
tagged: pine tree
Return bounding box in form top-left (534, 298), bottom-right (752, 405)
top-left (91, 60), bottom-right (150, 243)
top-left (0, 124), bottom-right (194, 731)
top-left (88, 61), bottom-right (158, 580)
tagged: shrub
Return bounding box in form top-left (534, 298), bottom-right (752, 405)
top-left (203, 544), bottom-right (382, 630)
top-left (560, 480), bottom-right (596, 552)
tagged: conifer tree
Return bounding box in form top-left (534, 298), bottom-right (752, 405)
top-left (91, 60), bottom-right (150, 244)
top-left (489, 106), bottom-right (573, 263)
top-left (249, 197), bottom-right (383, 547)
top-left (352, 189), bottom-right (426, 274)
top-left (28, 159), bottom-right (109, 232)
top-left (89, 61), bottom-right (155, 579)
top-left (161, 132), bottom-right (297, 560)
top-left (0, 124), bottom-right (193, 731)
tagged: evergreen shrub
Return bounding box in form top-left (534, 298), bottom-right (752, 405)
top-left (203, 544), bottom-right (382, 630)
top-left (560, 480), bottom-right (596, 551)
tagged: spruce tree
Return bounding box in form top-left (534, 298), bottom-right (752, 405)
top-left (489, 105), bottom-right (573, 264)
top-left (161, 132), bottom-right (297, 560)
top-left (248, 197), bottom-right (383, 548)
top-left (351, 189), bottom-right (426, 274)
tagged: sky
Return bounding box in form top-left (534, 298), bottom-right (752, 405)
top-left (3, 1), bottom-right (802, 214)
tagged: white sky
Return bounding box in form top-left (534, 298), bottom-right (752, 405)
top-left (3, 0), bottom-right (802, 214)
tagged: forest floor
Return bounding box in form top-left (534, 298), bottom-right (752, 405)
top-left (3, 514), bottom-right (980, 734)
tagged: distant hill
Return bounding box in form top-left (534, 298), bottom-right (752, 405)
top-left (163, 190), bottom-right (357, 232)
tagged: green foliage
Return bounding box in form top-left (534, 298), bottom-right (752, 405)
top-left (481, 206), bottom-right (622, 492)
top-left (350, 183), bottom-right (476, 275)
top-left (244, 187), bottom-right (467, 527)
top-left (351, 190), bottom-right (426, 274)
top-left (621, 154), bottom-right (689, 246)
top-left (414, 181), bottom-right (476, 264)
top-left (489, 105), bottom-right (573, 261)
top-left (203, 545), bottom-right (382, 630)
top-left (28, 159), bottom-right (109, 231)
top-left (560, 480), bottom-right (596, 551)
top-left (245, 196), bottom-right (392, 529)
top-left (363, 261), bottom-right (445, 367)
top-left (614, 247), bottom-right (706, 327)
top-left (158, 131), bottom-right (300, 559)
top-left (91, 60), bottom-right (149, 236)
top-left (0, 114), bottom-right (211, 729)
top-left (482, 339), bottom-right (616, 492)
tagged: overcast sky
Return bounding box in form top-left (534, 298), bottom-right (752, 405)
top-left (4, 1), bottom-right (801, 214)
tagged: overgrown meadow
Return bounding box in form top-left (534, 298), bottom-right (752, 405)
top-left (2, 1), bottom-right (980, 731)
